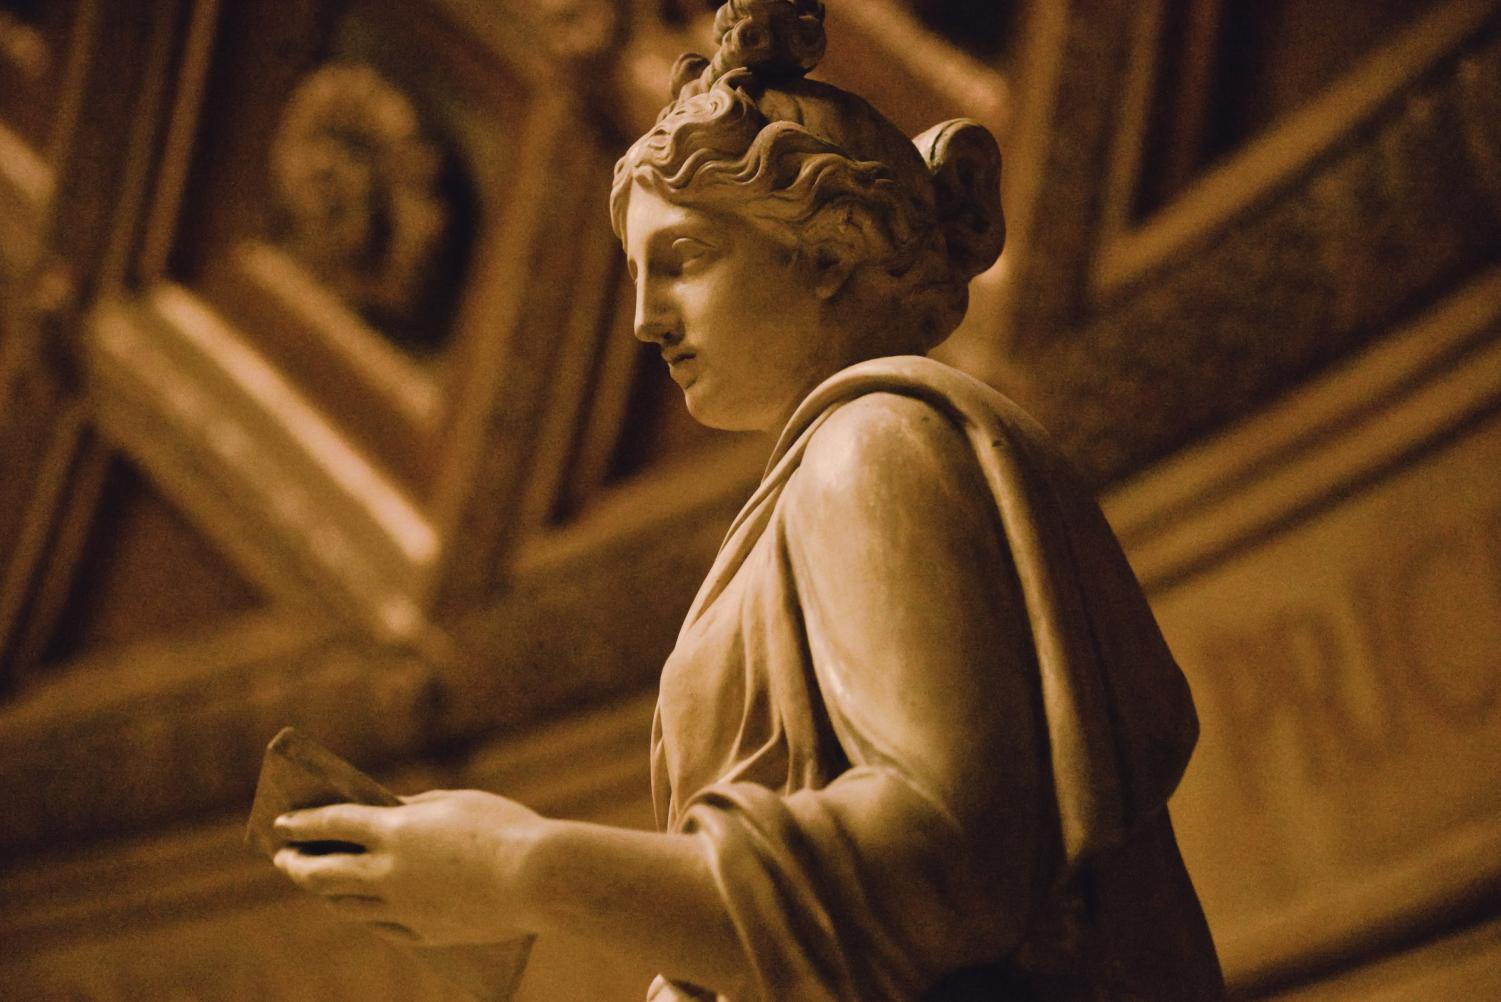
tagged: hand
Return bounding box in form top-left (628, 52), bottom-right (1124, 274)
top-left (272, 789), bottom-right (546, 946)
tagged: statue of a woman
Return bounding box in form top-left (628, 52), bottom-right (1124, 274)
top-left (273, 2), bottom-right (1225, 998)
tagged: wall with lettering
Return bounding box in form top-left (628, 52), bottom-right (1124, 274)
top-left (1110, 266), bottom-right (1501, 995)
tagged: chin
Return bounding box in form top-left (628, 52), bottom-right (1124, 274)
top-left (682, 388), bottom-right (767, 432)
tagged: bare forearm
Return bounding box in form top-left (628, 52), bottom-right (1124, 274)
top-left (517, 818), bottom-right (747, 995)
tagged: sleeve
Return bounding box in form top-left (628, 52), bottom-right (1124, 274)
top-left (676, 393), bottom-right (1053, 1001)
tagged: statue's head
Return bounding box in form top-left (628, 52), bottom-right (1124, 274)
top-left (612, 0), bottom-right (1004, 430)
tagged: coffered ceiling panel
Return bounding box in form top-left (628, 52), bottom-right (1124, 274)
top-left (80, 0), bottom-right (644, 639)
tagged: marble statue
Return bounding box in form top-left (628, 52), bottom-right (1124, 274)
top-left (272, 2), bottom-right (1225, 998)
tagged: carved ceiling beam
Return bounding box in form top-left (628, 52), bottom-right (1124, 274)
top-left (0, 444), bottom-right (755, 857)
top-left (993, 0), bottom-right (1501, 487)
top-left (0, 0), bottom-right (185, 687)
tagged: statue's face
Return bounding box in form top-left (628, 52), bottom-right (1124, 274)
top-left (624, 183), bottom-right (847, 432)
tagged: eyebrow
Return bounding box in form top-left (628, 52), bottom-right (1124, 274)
top-left (650, 220), bottom-right (718, 251)
top-left (629, 221), bottom-right (722, 281)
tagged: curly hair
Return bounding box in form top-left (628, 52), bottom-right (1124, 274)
top-left (610, 0), bottom-right (1003, 352)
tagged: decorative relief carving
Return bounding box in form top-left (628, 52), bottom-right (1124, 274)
top-left (269, 63), bottom-right (455, 344)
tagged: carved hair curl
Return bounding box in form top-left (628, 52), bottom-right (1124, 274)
top-left (610, 0), bottom-right (1003, 351)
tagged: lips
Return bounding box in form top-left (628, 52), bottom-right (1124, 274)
top-left (663, 349), bottom-right (698, 386)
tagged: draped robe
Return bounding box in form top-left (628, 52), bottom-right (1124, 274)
top-left (648, 356), bottom-right (1223, 1000)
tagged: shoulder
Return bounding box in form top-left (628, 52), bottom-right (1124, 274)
top-left (777, 390), bottom-right (1021, 640)
top-left (800, 391), bottom-right (971, 485)
top-left (787, 392), bottom-right (988, 527)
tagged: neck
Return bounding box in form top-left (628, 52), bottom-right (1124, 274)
top-left (762, 343), bottom-right (925, 436)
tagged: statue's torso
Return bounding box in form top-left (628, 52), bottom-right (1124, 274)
top-left (646, 358), bottom-right (1224, 1001)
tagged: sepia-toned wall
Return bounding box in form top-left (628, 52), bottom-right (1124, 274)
top-left (1, 1), bottom-right (1498, 998)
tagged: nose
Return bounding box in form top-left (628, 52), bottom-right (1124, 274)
top-left (633, 275), bottom-right (680, 346)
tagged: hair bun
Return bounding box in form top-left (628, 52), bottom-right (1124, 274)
top-left (710, 0), bottom-right (826, 81)
top-left (914, 118), bottom-right (1005, 279)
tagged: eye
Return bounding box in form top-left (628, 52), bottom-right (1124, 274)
top-left (671, 236), bottom-right (715, 271)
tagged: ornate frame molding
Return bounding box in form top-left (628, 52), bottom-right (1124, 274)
top-left (1094, 0), bottom-right (1501, 295)
top-left (1000, 0), bottom-right (1501, 485)
top-left (1105, 263), bottom-right (1501, 592)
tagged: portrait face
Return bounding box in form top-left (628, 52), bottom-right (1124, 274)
top-left (623, 183), bottom-right (849, 432)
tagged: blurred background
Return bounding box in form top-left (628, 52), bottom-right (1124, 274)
top-left (1, 0), bottom-right (1499, 998)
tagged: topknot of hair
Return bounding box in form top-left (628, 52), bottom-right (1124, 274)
top-left (672, 0), bottom-right (826, 100)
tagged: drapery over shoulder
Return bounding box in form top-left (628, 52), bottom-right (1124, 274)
top-left (773, 356), bottom-right (1200, 865)
top-left (650, 356), bottom-right (1215, 1000)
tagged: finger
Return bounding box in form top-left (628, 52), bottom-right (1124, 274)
top-left (399, 790), bottom-right (451, 804)
top-left (275, 803), bottom-right (392, 845)
top-left (274, 846), bottom-right (384, 896)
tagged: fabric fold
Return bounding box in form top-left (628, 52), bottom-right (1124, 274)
top-left (649, 355), bottom-right (1220, 1000)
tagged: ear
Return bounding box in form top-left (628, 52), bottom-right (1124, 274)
top-left (810, 242), bottom-right (856, 301)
